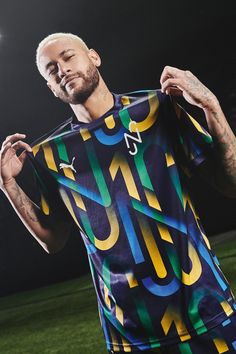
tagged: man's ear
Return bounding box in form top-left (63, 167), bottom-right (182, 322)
top-left (88, 49), bottom-right (101, 67)
top-left (47, 82), bottom-right (58, 97)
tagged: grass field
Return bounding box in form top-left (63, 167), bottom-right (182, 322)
top-left (0, 236), bottom-right (236, 354)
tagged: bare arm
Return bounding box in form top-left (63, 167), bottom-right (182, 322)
top-left (160, 66), bottom-right (236, 197)
top-left (0, 133), bottom-right (72, 253)
top-left (202, 101), bottom-right (236, 197)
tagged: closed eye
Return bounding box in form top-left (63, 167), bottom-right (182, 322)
top-left (49, 69), bottom-right (57, 76)
top-left (48, 66), bottom-right (57, 76)
top-left (65, 54), bottom-right (75, 61)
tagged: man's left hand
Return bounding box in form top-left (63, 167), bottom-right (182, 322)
top-left (160, 66), bottom-right (218, 111)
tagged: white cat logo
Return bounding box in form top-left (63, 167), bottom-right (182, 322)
top-left (124, 120), bottom-right (142, 155)
top-left (59, 157), bottom-right (77, 173)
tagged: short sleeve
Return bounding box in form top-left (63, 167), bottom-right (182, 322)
top-left (168, 96), bottom-right (215, 176)
top-left (27, 152), bottom-right (72, 224)
top-left (26, 117), bottom-right (74, 223)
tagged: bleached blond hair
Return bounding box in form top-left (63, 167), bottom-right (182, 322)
top-left (36, 32), bottom-right (89, 77)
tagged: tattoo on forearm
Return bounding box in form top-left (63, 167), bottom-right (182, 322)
top-left (185, 72), bottom-right (213, 107)
top-left (12, 183), bottom-right (40, 223)
top-left (209, 108), bottom-right (236, 187)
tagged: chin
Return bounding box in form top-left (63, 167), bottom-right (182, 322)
top-left (71, 87), bottom-right (96, 105)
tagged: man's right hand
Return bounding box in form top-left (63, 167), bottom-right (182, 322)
top-left (0, 133), bottom-right (72, 253)
top-left (0, 133), bottom-right (32, 189)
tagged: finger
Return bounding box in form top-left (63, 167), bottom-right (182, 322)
top-left (160, 66), bottom-right (184, 85)
top-left (18, 150), bottom-right (28, 164)
top-left (1, 143), bottom-right (20, 161)
top-left (161, 78), bottom-right (182, 94)
top-left (0, 144), bottom-right (17, 162)
top-left (1, 141), bottom-right (30, 160)
top-left (11, 141), bottom-right (32, 152)
top-left (2, 133), bottom-right (27, 147)
top-left (0, 142), bottom-right (13, 157)
top-left (167, 87), bottom-right (183, 96)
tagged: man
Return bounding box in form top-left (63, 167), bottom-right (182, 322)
top-left (1, 32), bottom-right (236, 353)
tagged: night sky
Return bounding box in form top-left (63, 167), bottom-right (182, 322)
top-left (0, 0), bottom-right (236, 296)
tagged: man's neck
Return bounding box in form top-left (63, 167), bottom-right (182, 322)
top-left (70, 79), bottom-right (114, 123)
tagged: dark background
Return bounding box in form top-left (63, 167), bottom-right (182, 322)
top-left (0, 0), bottom-right (235, 296)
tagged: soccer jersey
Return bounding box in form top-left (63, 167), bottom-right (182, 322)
top-left (27, 90), bottom-right (236, 352)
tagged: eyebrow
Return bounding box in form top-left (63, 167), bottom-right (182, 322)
top-left (45, 49), bottom-right (75, 72)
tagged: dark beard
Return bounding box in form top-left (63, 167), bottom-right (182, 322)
top-left (58, 65), bottom-right (100, 105)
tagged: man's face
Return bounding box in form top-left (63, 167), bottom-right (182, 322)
top-left (38, 38), bottom-right (100, 105)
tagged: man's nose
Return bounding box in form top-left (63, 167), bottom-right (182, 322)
top-left (57, 62), bottom-right (71, 79)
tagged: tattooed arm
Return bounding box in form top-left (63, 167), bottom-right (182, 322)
top-left (160, 66), bottom-right (236, 198)
top-left (0, 133), bottom-right (72, 253)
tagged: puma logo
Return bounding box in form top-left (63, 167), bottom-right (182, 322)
top-left (124, 120), bottom-right (142, 155)
top-left (59, 157), bottom-right (77, 173)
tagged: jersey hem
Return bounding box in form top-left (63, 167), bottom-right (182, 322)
top-left (105, 306), bottom-right (236, 350)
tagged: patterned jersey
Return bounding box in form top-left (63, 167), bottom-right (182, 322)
top-left (27, 90), bottom-right (236, 351)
